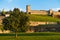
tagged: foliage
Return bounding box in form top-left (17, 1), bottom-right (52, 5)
top-left (2, 8), bottom-right (29, 38)
top-left (1, 9), bottom-right (6, 16)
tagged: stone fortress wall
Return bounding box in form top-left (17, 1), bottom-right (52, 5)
top-left (31, 10), bottom-right (48, 15)
top-left (53, 11), bottom-right (60, 17)
top-left (26, 5), bottom-right (60, 17)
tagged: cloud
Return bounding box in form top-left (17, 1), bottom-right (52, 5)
top-left (52, 8), bottom-right (60, 11)
top-left (19, 8), bottom-right (26, 12)
top-left (56, 8), bottom-right (60, 10)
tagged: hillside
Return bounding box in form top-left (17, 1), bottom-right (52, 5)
top-left (29, 14), bottom-right (60, 22)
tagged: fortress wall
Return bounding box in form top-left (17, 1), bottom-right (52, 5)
top-left (53, 12), bottom-right (60, 17)
top-left (53, 12), bottom-right (60, 15)
top-left (30, 10), bottom-right (48, 15)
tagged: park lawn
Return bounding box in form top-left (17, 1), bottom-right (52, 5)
top-left (0, 32), bottom-right (60, 40)
top-left (29, 14), bottom-right (60, 22)
top-left (0, 36), bottom-right (60, 40)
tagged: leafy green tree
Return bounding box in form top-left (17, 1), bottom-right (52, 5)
top-left (2, 8), bottom-right (29, 38)
top-left (1, 9), bottom-right (6, 16)
top-left (19, 11), bottom-right (30, 32)
top-left (8, 10), bottom-right (13, 14)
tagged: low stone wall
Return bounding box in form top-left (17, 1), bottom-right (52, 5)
top-left (0, 30), bottom-right (10, 33)
top-left (30, 21), bottom-right (57, 26)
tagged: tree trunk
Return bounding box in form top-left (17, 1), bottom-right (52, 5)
top-left (15, 31), bottom-right (18, 38)
top-left (16, 33), bottom-right (17, 38)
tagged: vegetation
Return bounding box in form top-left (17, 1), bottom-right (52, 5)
top-left (1, 9), bottom-right (6, 16)
top-left (2, 8), bottom-right (29, 38)
top-left (29, 14), bottom-right (60, 22)
top-left (0, 32), bottom-right (60, 40)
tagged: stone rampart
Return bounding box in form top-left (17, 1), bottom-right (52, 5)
top-left (30, 21), bottom-right (57, 26)
top-left (31, 10), bottom-right (48, 15)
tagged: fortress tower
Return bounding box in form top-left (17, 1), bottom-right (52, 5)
top-left (49, 9), bottom-right (53, 15)
top-left (26, 5), bottom-right (31, 13)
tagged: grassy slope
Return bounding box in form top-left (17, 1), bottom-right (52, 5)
top-left (0, 32), bottom-right (60, 40)
top-left (29, 14), bottom-right (60, 22)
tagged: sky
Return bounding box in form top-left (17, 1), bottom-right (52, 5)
top-left (0, 0), bottom-right (60, 11)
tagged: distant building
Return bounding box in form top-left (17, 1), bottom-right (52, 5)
top-left (5, 14), bottom-right (10, 17)
top-left (0, 16), bottom-right (5, 25)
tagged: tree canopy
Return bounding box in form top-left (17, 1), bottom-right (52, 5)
top-left (2, 8), bottom-right (29, 38)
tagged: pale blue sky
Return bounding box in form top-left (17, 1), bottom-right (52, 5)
top-left (0, 0), bottom-right (60, 11)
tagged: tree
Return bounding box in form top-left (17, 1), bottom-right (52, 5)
top-left (1, 9), bottom-right (6, 16)
top-left (58, 10), bottom-right (60, 12)
top-left (19, 11), bottom-right (30, 32)
top-left (8, 10), bottom-right (13, 14)
top-left (2, 8), bottom-right (29, 38)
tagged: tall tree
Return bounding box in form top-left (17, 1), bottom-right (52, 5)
top-left (2, 8), bottom-right (29, 38)
top-left (1, 9), bottom-right (6, 16)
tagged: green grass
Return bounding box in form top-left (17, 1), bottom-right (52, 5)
top-left (0, 32), bottom-right (60, 40)
top-left (29, 14), bottom-right (60, 22)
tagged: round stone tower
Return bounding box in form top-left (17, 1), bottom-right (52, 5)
top-left (26, 5), bottom-right (31, 14)
top-left (49, 9), bottom-right (53, 15)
